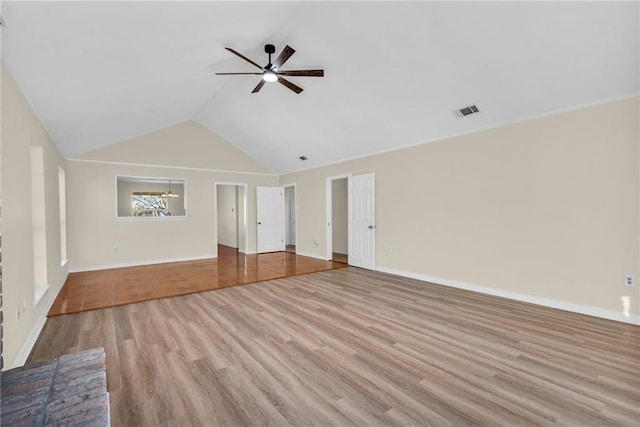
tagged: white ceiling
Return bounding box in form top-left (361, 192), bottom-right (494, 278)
top-left (2, 1), bottom-right (638, 174)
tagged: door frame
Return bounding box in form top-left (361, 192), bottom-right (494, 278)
top-left (214, 182), bottom-right (248, 257)
top-left (325, 173), bottom-right (351, 261)
top-left (282, 183), bottom-right (297, 252)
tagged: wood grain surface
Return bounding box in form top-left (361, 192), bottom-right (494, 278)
top-left (49, 245), bottom-right (346, 316)
top-left (30, 267), bottom-right (640, 426)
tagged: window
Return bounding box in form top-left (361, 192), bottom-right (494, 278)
top-left (31, 146), bottom-right (48, 302)
top-left (58, 166), bottom-right (67, 264)
top-left (117, 176), bottom-right (186, 218)
top-left (132, 192), bottom-right (171, 216)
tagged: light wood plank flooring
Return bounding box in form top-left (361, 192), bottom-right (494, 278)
top-left (30, 268), bottom-right (640, 426)
top-left (49, 245), bottom-right (346, 316)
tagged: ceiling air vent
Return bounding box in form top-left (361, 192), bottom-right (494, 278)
top-left (454, 104), bottom-right (480, 118)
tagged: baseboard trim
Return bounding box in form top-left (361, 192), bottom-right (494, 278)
top-left (295, 250), bottom-right (329, 261)
top-left (375, 266), bottom-right (640, 326)
top-left (13, 271), bottom-right (69, 368)
top-left (69, 254), bottom-right (217, 273)
top-left (13, 316), bottom-right (48, 368)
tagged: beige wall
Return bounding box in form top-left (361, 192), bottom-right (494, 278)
top-left (217, 184), bottom-right (238, 248)
top-left (1, 67), bottom-right (69, 368)
top-left (68, 123), bottom-right (277, 270)
top-left (76, 121), bottom-right (271, 174)
top-left (332, 178), bottom-right (348, 254)
top-left (281, 97), bottom-right (640, 318)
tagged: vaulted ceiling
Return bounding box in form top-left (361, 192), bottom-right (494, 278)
top-left (2, 1), bottom-right (638, 174)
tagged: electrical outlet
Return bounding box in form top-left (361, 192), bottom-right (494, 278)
top-left (624, 274), bottom-right (635, 287)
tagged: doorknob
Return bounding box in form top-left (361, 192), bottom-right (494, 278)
top-left (368, 225), bottom-right (375, 229)
top-left (258, 222), bottom-right (261, 225)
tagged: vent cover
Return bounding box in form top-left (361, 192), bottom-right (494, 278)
top-left (454, 104), bottom-right (480, 118)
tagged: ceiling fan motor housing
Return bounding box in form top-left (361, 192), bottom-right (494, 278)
top-left (265, 44), bottom-right (276, 69)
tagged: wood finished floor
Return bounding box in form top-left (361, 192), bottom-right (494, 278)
top-left (332, 252), bottom-right (348, 264)
top-left (30, 268), bottom-right (640, 426)
top-left (48, 245), bottom-right (346, 316)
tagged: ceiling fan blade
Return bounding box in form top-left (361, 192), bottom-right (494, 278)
top-left (274, 45), bottom-right (295, 68)
top-left (216, 72), bottom-right (263, 75)
top-left (252, 80), bottom-right (266, 93)
top-left (225, 47), bottom-right (263, 70)
top-left (277, 76), bottom-right (303, 94)
top-left (278, 69), bottom-right (324, 77)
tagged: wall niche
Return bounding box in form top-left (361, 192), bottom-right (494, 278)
top-left (116, 176), bottom-right (186, 218)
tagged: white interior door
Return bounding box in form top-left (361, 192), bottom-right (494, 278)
top-left (348, 173), bottom-right (375, 269)
top-left (257, 186), bottom-right (285, 253)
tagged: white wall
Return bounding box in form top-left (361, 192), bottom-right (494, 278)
top-left (280, 97), bottom-right (640, 321)
top-left (1, 67), bottom-right (69, 368)
top-left (331, 178), bottom-right (348, 254)
top-left (217, 185), bottom-right (238, 248)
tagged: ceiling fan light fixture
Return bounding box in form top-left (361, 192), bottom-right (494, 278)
top-left (218, 44), bottom-right (323, 93)
top-left (262, 70), bottom-right (278, 82)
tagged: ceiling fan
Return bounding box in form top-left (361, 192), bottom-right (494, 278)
top-left (216, 44), bottom-right (324, 94)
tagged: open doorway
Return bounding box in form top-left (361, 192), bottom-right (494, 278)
top-left (215, 183), bottom-right (248, 255)
top-left (326, 175), bottom-right (349, 263)
top-left (283, 185), bottom-right (296, 253)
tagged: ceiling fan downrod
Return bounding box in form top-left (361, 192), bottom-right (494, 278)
top-left (264, 44), bottom-right (276, 70)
